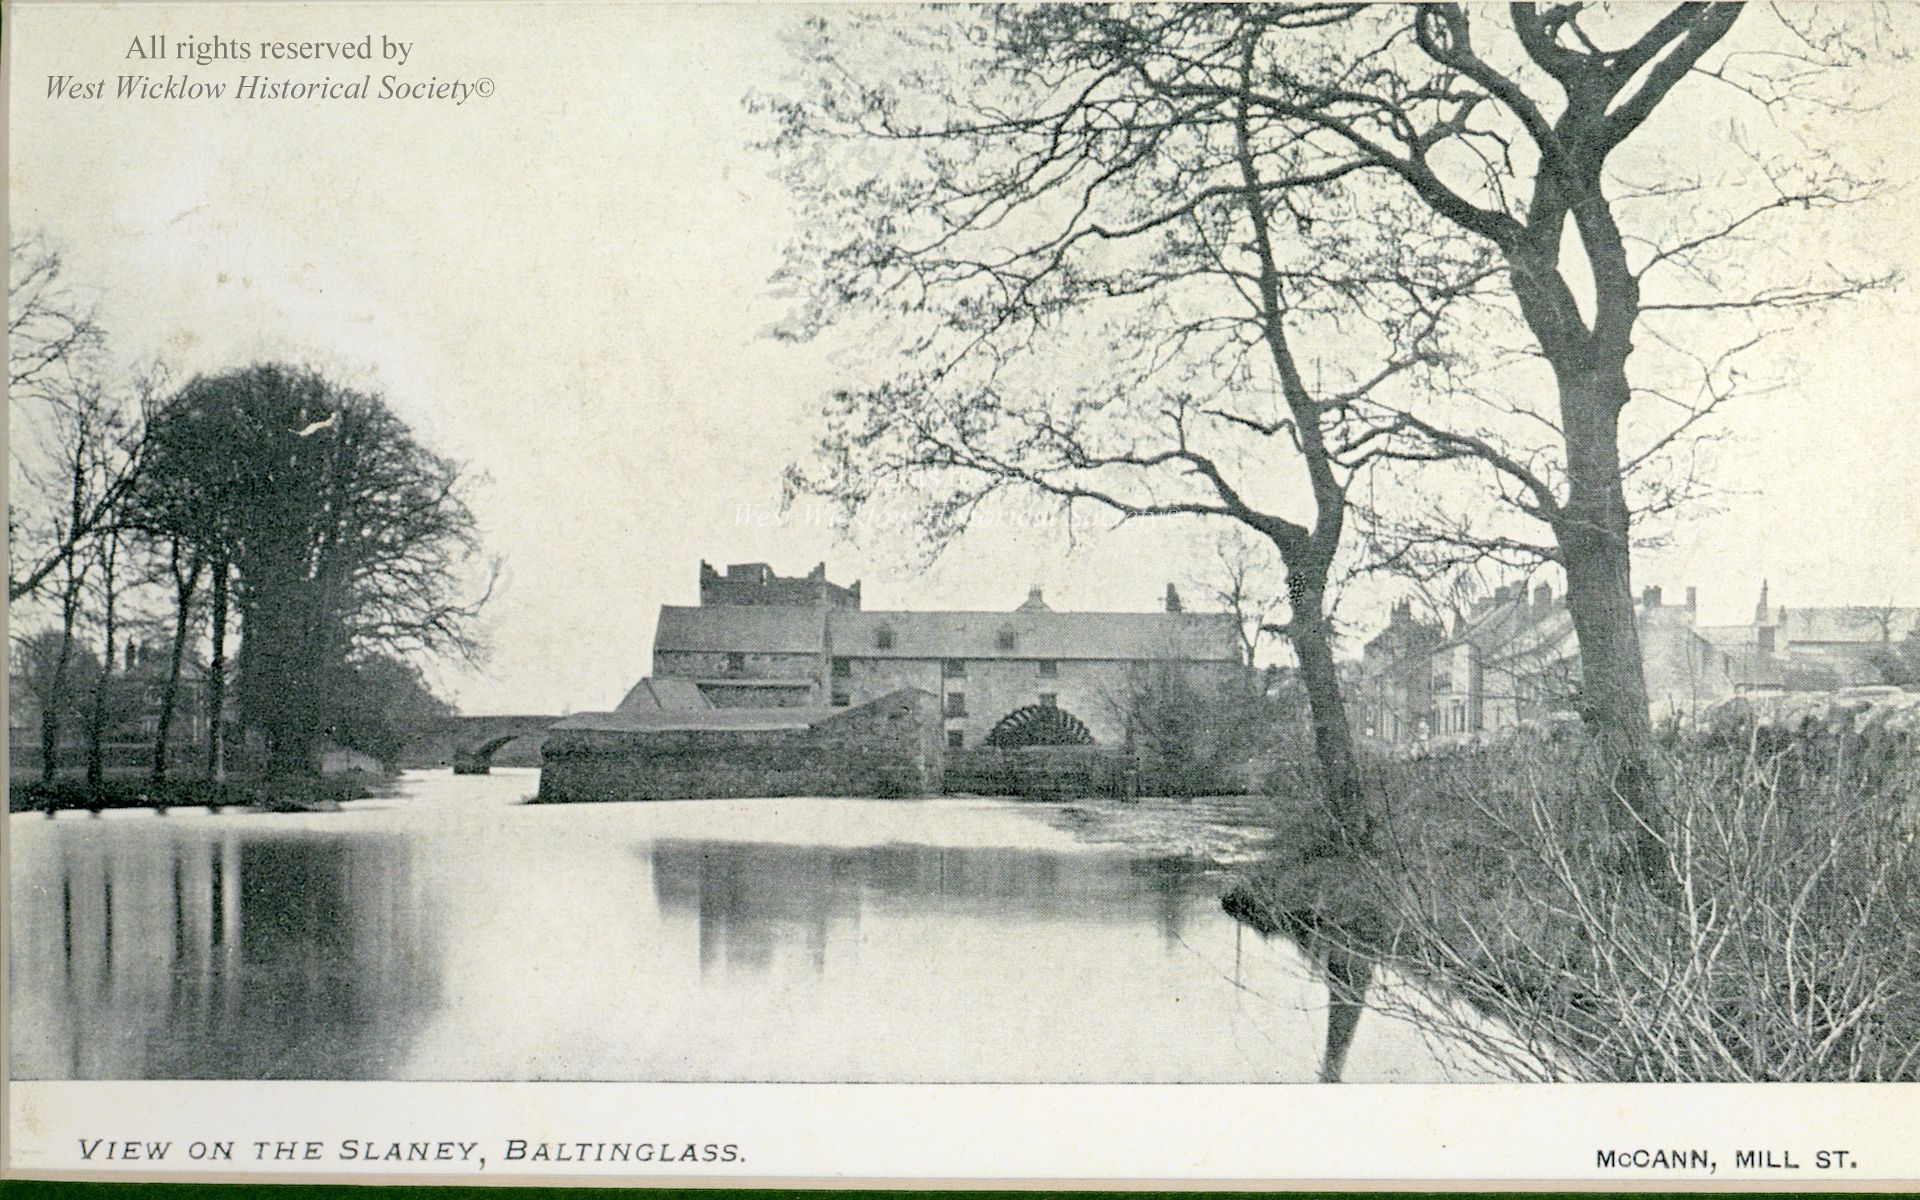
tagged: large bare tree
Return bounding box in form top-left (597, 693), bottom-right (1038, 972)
top-left (1149, 3), bottom-right (1894, 877)
top-left (775, 5), bottom-right (1897, 878)
top-left (766, 8), bottom-right (1488, 842)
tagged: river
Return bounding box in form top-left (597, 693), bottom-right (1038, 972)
top-left (9, 768), bottom-right (1497, 1081)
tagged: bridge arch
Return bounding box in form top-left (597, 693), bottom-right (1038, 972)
top-left (433, 715), bottom-right (562, 774)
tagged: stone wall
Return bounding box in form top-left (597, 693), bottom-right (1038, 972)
top-left (944, 744), bottom-right (1233, 799)
top-left (535, 689), bottom-right (941, 803)
top-left (841, 656), bottom-right (1238, 748)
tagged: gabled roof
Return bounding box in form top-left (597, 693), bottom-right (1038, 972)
top-left (826, 609), bottom-right (1239, 662)
top-left (654, 605), bottom-right (823, 655)
top-left (614, 676), bottom-right (713, 713)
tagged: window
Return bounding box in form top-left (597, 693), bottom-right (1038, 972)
top-left (831, 687), bottom-right (850, 707)
top-left (875, 626), bottom-right (895, 649)
top-left (996, 629), bottom-right (1018, 651)
top-left (725, 651), bottom-right (746, 674)
top-left (943, 658), bottom-right (967, 679)
top-left (1037, 659), bottom-right (1058, 678)
top-left (945, 692), bottom-right (967, 718)
top-left (947, 729), bottom-right (965, 751)
top-left (1038, 692), bottom-right (1058, 708)
top-left (831, 657), bottom-right (851, 678)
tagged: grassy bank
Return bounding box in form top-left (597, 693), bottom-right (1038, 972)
top-left (1227, 732), bottom-right (1920, 1081)
top-left (8, 771), bottom-right (385, 814)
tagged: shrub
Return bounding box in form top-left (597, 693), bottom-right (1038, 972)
top-left (1232, 735), bottom-right (1920, 1081)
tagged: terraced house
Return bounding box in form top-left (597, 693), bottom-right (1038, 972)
top-left (1356, 582), bottom-right (1743, 749)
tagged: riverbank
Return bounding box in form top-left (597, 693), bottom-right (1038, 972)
top-left (1222, 729), bottom-right (1920, 1082)
top-left (8, 770), bottom-right (386, 814)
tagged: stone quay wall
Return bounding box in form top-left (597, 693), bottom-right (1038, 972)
top-left (535, 689), bottom-right (942, 803)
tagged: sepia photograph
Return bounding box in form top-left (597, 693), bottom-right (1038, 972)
top-left (7, 0), bottom-right (1920, 1183)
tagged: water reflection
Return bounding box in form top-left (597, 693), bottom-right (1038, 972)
top-left (10, 777), bottom-right (1489, 1082)
top-left (1317, 944), bottom-right (1375, 1083)
top-left (648, 840), bottom-right (1200, 978)
top-left (11, 829), bottom-right (438, 1079)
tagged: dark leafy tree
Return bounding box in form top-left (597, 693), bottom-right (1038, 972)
top-left (135, 364), bottom-right (491, 774)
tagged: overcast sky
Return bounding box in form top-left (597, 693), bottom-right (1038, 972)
top-left (11, 3), bottom-right (1920, 714)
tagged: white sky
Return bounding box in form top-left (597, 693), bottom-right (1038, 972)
top-left (10, 3), bottom-right (1920, 714)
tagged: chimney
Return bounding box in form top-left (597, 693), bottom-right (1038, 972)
top-left (1164, 583), bottom-right (1183, 612)
top-left (1642, 585), bottom-right (1663, 610)
top-left (1686, 586), bottom-right (1698, 613)
top-left (1533, 582), bottom-right (1552, 612)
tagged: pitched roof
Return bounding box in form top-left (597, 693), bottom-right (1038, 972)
top-left (552, 706), bottom-right (831, 734)
top-left (653, 605), bottom-right (823, 655)
top-left (614, 676), bottom-right (713, 713)
top-left (1778, 607), bottom-right (1920, 646)
top-left (826, 609), bottom-right (1240, 662)
top-left (1698, 624), bottom-right (1761, 651)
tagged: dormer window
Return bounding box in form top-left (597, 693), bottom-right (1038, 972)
top-left (996, 628), bottom-right (1018, 651)
top-left (875, 625), bottom-right (895, 649)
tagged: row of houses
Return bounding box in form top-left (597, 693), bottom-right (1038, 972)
top-left (1354, 580), bottom-right (1920, 748)
top-left (7, 640), bottom-right (217, 772)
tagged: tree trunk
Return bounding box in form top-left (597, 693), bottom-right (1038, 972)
top-left (1292, 598), bottom-right (1368, 847)
top-left (206, 555), bottom-right (229, 782)
top-left (85, 534), bottom-right (118, 794)
top-left (1552, 364), bottom-right (1667, 886)
top-left (40, 585), bottom-right (81, 785)
top-left (151, 545), bottom-right (201, 786)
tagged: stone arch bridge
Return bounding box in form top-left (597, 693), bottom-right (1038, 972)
top-left (402, 715), bottom-right (563, 775)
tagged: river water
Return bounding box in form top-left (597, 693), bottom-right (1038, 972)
top-left (9, 769), bottom-right (1493, 1081)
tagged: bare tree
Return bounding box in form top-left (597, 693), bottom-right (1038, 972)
top-left (765, 8), bottom-right (1487, 843)
top-left (7, 236), bottom-right (127, 604)
top-left (1138, 3), bottom-right (1901, 879)
top-left (149, 537), bottom-right (205, 784)
top-left (1191, 528), bottom-right (1291, 672)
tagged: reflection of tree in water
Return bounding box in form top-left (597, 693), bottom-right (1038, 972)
top-left (11, 831), bottom-right (440, 1079)
top-left (1316, 943), bottom-right (1375, 1084)
top-left (1221, 897), bottom-right (1376, 1084)
top-left (649, 840), bottom-right (1213, 976)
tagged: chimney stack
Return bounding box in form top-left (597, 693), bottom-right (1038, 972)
top-left (1686, 586), bottom-right (1698, 613)
top-left (1164, 583), bottom-right (1183, 612)
top-left (1642, 585), bottom-right (1663, 610)
top-left (1533, 582), bottom-right (1552, 612)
